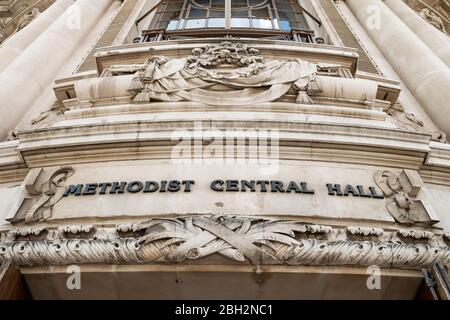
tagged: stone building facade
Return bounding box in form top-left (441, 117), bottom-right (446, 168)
top-left (0, 0), bottom-right (449, 299)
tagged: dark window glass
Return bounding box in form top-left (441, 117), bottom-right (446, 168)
top-left (146, 0), bottom-right (319, 42)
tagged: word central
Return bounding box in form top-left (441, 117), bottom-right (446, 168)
top-left (210, 180), bottom-right (314, 193)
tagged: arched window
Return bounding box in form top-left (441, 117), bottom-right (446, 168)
top-left (142, 0), bottom-right (324, 43)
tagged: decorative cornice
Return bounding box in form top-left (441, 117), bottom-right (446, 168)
top-left (0, 216), bottom-right (449, 269)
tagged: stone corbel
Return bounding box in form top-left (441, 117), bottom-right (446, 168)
top-left (374, 169), bottom-right (439, 225)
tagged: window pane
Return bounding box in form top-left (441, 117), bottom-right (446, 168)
top-left (208, 18), bottom-right (226, 28)
top-left (189, 7), bottom-right (207, 18)
top-left (185, 19), bottom-right (206, 28)
top-left (251, 8), bottom-right (269, 18)
top-left (211, 0), bottom-right (225, 7)
top-left (193, 0), bottom-right (210, 6)
top-left (146, 0), bottom-right (323, 41)
top-left (166, 1), bottom-right (184, 11)
top-left (231, 9), bottom-right (248, 18)
top-left (249, 0), bottom-right (268, 7)
top-left (210, 9), bottom-right (225, 18)
top-left (231, 18), bottom-right (251, 28)
top-left (252, 18), bottom-right (273, 29)
top-left (278, 19), bottom-right (291, 31)
top-left (166, 20), bottom-right (179, 30)
top-left (232, 0), bottom-right (248, 9)
top-left (274, 0), bottom-right (291, 11)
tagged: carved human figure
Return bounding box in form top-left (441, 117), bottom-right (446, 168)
top-left (15, 8), bottom-right (41, 33)
top-left (419, 8), bottom-right (447, 34)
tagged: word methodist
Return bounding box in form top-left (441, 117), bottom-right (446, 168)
top-left (63, 180), bottom-right (384, 199)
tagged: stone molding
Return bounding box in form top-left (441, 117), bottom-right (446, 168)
top-left (1, 216), bottom-right (449, 269)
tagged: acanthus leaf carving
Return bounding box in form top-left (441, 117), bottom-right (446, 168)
top-left (1, 216), bottom-right (448, 270)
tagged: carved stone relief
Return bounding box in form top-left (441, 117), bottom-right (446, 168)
top-left (374, 169), bottom-right (439, 226)
top-left (0, 216), bottom-right (449, 269)
top-left (387, 104), bottom-right (447, 143)
top-left (419, 8), bottom-right (448, 34)
top-left (5, 130), bottom-right (18, 142)
top-left (103, 42), bottom-right (323, 106)
top-left (29, 103), bottom-right (67, 129)
top-left (6, 166), bottom-right (75, 223)
top-left (0, 259), bottom-right (11, 281)
top-left (14, 7), bottom-right (40, 33)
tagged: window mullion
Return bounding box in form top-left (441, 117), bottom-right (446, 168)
top-left (225, 0), bottom-right (231, 29)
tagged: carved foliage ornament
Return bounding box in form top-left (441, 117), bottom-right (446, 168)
top-left (125, 42), bottom-right (322, 106)
top-left (374, 169), bottom-right (439, 226)
top-left (0, 216), bottom-right (449, 269)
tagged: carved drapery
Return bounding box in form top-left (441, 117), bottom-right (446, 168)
top-left (1, 216), bottom-right (449, 269)
top-left (114, 42), bottom-right (322, 105)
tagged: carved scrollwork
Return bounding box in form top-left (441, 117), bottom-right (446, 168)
top-left (5, 130), bottom-right (18, 142)
top-left (374, 169), bottom-right (439, 226)
top-left (0, 259), bottom-right (11, 280)
top-left (0, 216), bottom-right (449, 269)
top-left (6, 167), bottom-right (75, 223)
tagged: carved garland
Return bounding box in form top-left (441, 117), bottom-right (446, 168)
top-left (1, 216), bottom-right (449, 269)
